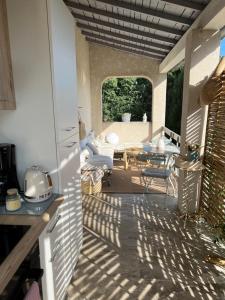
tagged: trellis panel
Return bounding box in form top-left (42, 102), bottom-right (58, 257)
top-left (200, 73), bottom-right (225, 225)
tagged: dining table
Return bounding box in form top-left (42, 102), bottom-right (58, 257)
top-left (122, 139), bottom-right (180, 170)
top-left (143, 142), bottom-right (180, 156)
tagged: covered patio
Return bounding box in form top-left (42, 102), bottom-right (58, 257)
top-left (71, 0), bottom-right (225, 218)
top-left (65, 0), bottom-right (225, 298)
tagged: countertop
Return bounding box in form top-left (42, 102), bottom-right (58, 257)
top-left (0, 194), bottom-right (64, 294)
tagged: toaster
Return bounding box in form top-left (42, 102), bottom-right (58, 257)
top-left (24, 166), bottom-right (53, 202)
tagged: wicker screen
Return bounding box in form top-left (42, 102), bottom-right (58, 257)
top-left (200, 73), bottom-right (225, 225)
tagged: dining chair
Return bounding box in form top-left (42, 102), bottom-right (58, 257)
top-left (136, 152), bottom-right (166, 168)
top-left (141, 154), bottom-right (176, 195)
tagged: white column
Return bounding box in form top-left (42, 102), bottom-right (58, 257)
top-left (152, 73), bottom-right (167, 138)
top-left (178, 29), bottom-right (220, 213)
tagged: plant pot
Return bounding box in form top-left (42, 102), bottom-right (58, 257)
top-left (122, 113), bottom-right (131, 122)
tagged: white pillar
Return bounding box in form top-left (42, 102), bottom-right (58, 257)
top-left (152, 73), bottom-right (167, 138)
top-left (178, 29), bottom-right (220, 213)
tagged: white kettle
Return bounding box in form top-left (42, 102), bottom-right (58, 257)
top-left (24, 166), bottom-right (53, 203)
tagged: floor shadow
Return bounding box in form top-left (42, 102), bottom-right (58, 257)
top-left (66, 193), bottom-right (225, 300)
top-left (102, 160), bottom-right (173, 195)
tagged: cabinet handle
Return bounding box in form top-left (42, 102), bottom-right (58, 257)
top-left (50, 241), bottom-right (62, 263)
top-left (47, 214), bottom-right (61, 233)
top-left (64, 126), bottom-right (76, 132)
top-left (65, 142), bottom-right (77, 148)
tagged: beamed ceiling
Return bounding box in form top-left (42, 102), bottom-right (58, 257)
top-left (64, 0), bottom-right (210, 61)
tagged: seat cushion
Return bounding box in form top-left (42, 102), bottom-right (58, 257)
top-left (88, 155), bottom-right (113, 170)
top-left (142, 168), bottom-right (171, 179)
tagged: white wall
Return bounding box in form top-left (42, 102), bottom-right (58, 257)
top-left (75, 28), bottom-right (92, 134)
top-left (102, 122), bottom-right (152, 143)
top-left (0, 0), bottom-right (57, 188)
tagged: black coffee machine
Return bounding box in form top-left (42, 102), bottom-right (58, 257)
top-left (0, 144), bottom-right (20, 203)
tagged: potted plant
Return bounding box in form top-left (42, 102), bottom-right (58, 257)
top-left (186, 143), bottom-right (200, 162)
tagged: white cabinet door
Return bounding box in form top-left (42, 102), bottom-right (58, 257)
top-left (39, 208), bottom-right (69, 300)
top-left (47, 0), bottom-right (78, 143)
top-left (69, 149), bottom-right (83, 269)
top-left (40, 135), bottom-right (82, 300)
top-left (57, 134), bottom-right (82, 283)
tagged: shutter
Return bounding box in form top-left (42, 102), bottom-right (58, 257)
top-left (200, 72), bottom-right (225, 225)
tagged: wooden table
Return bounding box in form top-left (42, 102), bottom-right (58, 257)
top-left (124, 147), bottom-right (143, 170)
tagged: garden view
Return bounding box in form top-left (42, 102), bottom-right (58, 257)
top-left (102, 66), bottom-right (184, 134)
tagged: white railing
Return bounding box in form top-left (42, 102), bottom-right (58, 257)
top-left (163, 126), bottom-right (181, 145)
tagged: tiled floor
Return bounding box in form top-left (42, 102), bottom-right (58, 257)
top-left (67, 193), bottom-right (225, 300)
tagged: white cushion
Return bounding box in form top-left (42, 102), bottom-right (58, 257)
top-left (86, 146), bottom-right (93, 158)
top-left (88, 155), bottom-right (113, 170)
top-left (80, 148), bottom-right (89, 167)
top-left (80, 147), bottom-right (93, 167)
top-left (87, 142), bottom-right (99, 155)
top-left (142, 168), bottom-right (171, 179)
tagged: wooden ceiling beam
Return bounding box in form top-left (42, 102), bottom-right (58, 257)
top-left (83, 31), bottom-right (166, 56)
top-left (73, 13), bottom-right (176, 44)
top-left (96, 0), bottom-right (192, 25)
top-left (86, 37), bottom-right (162, 60)
top-left (163, 0), bottom-right (205, 11)
top-left (65, 0), bottom-right (183, 36)
top-left (77, 23), bottom-right (172, 51)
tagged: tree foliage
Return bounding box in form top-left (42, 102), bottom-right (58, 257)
top-left (102, 77), bottom-right (152, 122)
top-left (166, 66), bottom-right (184, 134)
top-left (102, 70), bottom-right (183, 133)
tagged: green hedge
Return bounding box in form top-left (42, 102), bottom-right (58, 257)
top-left (102, 77), bottom-right (152, 122)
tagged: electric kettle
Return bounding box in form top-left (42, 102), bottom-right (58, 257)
top-left (24, 166), bottom-right (53, 202)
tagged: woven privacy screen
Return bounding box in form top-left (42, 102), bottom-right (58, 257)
top-left (200, 73), bottom-right (225, 225)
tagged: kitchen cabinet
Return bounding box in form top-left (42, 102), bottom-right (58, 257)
top-left (39, 1), bottom-right (82, 298)
top-left (0, 0), bottom-right (15, 109)
top-left (40, 136), bottom-right (82, 300)
top-left (47, 0), bottom-right (78, 143)
top-left (1, 0), bottom-right (82, 298)
top-left (57, 135), bottom-right (82, 274)
top-left (39, 209), bottom-right (70, 300)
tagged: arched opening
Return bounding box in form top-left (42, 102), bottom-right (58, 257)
top-left (102, 77), bottom-right (152, 122)
top-left (100, 76), bottom-right (152, 144)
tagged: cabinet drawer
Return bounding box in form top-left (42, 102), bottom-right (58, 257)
top-left (57, 135), bottom-right (80, 192)
top-left (58, 126), bottom-right (79, 144)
